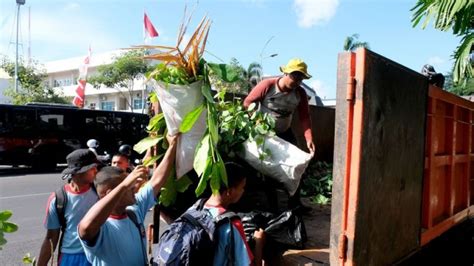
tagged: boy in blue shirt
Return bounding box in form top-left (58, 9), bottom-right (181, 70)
top-left (78, 134), bottom-right (178, 266)
top-left (204, 162), bottom-right (266, 266)
top-left (38, 149), bottom-right (99, 266)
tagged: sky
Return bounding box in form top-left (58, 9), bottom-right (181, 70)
top-left (0, 0), bottom-right (461, 99)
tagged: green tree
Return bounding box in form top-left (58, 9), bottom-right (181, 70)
top-left (445, 71), bottom-right (474, 95)
top-left (88, 50), bottom-right (152, 111)
top-left (209, 58), bottom-right (251, 94)
top-left (411, 0), bottom-right (473, 86)
top-left (0, 56), bottom-right (69, 105)
top-left (343, 34), bottom-right (370, 51)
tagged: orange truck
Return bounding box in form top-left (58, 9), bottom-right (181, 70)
top-left (150, 48), bottom-right (473, 265)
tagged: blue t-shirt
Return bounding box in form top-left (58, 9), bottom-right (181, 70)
top-left (205, 206), bottom-right (253, 266)
top-left (80, 183), bottom-right (156, 266)
top-left (44, 184), bottom-right (98, 254)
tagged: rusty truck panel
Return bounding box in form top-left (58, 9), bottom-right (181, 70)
top-left (331, 48), bottom-right (428, 265)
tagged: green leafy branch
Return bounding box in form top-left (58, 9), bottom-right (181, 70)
top-left (0, 210), bottom-right (19, 250)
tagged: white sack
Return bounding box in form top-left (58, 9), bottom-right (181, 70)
top-left (240, 135), bottom-right (313, 196)
top-left (150, 80), bottom-right (207, 178)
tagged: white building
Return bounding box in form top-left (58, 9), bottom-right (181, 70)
top-left (45, 50), bottom-right (149, 113)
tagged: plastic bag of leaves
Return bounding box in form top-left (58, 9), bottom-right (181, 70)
top-left (238, 209), bottom-right (307, 249)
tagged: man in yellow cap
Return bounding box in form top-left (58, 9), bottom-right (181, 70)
top-left (243, 58), bottom-right (315, 211)
top-left (244, 58), bottom-right (315, 154)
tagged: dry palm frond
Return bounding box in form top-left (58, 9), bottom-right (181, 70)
top-left (130, 45), bottom-right (176, 51)
top-left (143, 54), bottom-right (182, 62)
top-left (135, 8), bottom-right (211, 82)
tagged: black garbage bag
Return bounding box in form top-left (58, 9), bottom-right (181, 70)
top-left (238, 212), bottom-right (274, 243)
top-left (264, 210), bottom-right (307, 249)
top-left (238, 210), bottom-right (307, 249)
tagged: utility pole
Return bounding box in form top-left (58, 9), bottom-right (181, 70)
top-left (27, 6), bottom-right (31, 66)
top-left (14, 0), bottom-right (26, 93)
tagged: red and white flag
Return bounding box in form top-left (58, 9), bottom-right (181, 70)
top-left (144, 12), bottom-right (158, 42)
top-left (72, 47), bottom-right (91, 108)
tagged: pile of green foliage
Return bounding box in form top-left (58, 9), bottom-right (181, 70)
top-left (300, 161), bottom-right (333, 204)
top-left (132, 12), bottom-right (277, 206)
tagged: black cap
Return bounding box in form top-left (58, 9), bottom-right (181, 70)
top-left (61, 149), bottom-right (99, 176)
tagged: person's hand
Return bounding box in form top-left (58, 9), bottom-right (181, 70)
top-left (122, 165), bottom-right (148, 189)
top-left (253, 228), bottom-right (266, 245)
top-left (166, 133), bottom-right (179, 147)
top-left (307, 140), bottom-right (316, 155)
top-left (133, 172), bottom-right (148, 192)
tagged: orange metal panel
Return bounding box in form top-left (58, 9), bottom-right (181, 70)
top-left (421, 85), bottom-right (474, 246)
top-left (339, 49), bottom-right (361, 266)
top-left (421, 209), bottom-right (469, 245)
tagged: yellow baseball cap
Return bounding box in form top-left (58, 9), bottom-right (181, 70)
top-left (279, 58), bottom-right (312, 79)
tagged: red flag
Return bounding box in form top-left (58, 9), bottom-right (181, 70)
top-left (144, 12), bottom-right (158, 38)
top-left (72, 80), bottom-right (87, 108)
top-left (72, 47), bottom-right (91, 108)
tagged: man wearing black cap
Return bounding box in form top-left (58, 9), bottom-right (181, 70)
top-left (38, 149), bottom-right (99, 266)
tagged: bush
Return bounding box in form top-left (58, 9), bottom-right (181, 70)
top-left (300, 161), bottom-right (333, 204)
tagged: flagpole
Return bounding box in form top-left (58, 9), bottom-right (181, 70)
top-left (142, 11), bottom-right (158, 114)
top-left (142, 9), bottom-right (147, 114)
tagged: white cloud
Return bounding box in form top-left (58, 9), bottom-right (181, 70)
top-left (309, 79), bottom-right (335, 99)
top-left (293, 0), bottom-right (339, 28)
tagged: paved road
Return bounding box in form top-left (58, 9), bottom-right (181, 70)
top-left (0, 169), bottom-right (63, 265)
top-left (0, 168), bottom-right (158, 266)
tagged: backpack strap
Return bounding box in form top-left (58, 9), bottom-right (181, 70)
top-left (127, 209), bottom-right (149, 266)
top-left (54, 185), bottom-right (67, 263)
top-left (215, 211), bottom-right (238, 265)
top-left (195, 198), bottom-right (207, 211)
top-left (214, 211), bottom-right (238, 224)
top-left (55, 185), bottom-right (67, 230)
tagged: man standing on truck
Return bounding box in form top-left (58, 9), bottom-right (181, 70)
top-left (243, 58), bottom-right (315, 211)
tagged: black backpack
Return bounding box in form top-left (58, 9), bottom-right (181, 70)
top-left (154, 199), bottom-right (238, 266)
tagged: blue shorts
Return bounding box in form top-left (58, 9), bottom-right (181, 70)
top-left (59, 253), bottom-right (91, 266)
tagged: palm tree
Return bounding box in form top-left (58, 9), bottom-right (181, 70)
top-left (343, 34), bottom-right (370, 51)
top-left (247, 62), bottom-right (263, 87)
top-left (411, 0), bottom-right (473, 85)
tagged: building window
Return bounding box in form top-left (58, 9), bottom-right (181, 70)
top-left (101, 101), bottom-right (115, 111)
top-left (53, 78), bottom-right (73, 87)
top-left (133, 98), bottom-right (144, 110)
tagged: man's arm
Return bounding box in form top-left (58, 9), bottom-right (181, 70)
top-left (78, 166), bottom-right (148, 242)
top-left (150, 134), bottom-right (178, 196)
top-left (253, 229), bottom-right (265, 266)
top-left (243, 79), bottom-right (274, 108)
top-left (37, 229), bottom-right (60, 266)
top-left (297, 88), bottom-right (315, 154)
